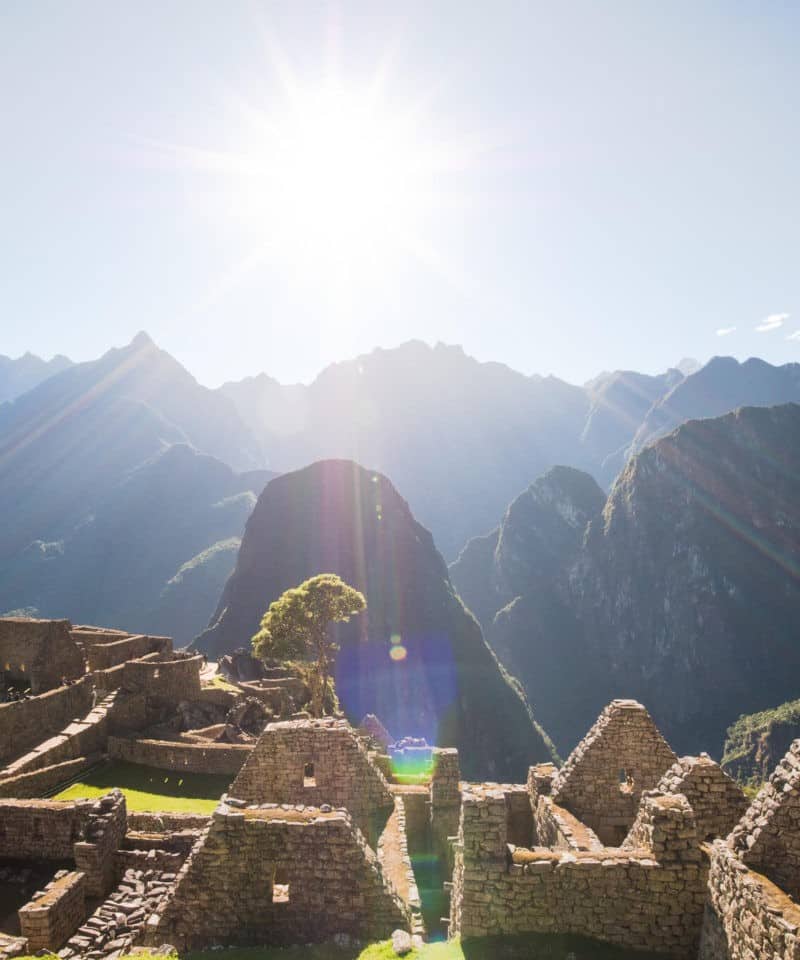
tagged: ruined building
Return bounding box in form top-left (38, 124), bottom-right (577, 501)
top-left (1, 618), bottom-right (800, 958)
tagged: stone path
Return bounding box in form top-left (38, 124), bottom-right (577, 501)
top-left (58, 868), bottom-right (175, 959)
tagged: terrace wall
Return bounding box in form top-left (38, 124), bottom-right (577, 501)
top-left (148, 801), bottom-right (409, 950)
top-left (0, 676), bottom-right (94, 765)
top-left (84, 634), bottom-right (171, 671)
top-left (107, 736), bottom-right (251, 775)
top-left (0, 692), bottom-right (115, 778)
top-left (0, 756), bottom-right (100, 799)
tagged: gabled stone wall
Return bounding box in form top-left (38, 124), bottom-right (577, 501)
top-left (147, 801), bottom-right (410, 950)
top-left (657, 753), bottom-right (748, 840)
top-left (230, 719), bottom-right (394, 837)
top-left (551, 699), bottom-right (678, 845)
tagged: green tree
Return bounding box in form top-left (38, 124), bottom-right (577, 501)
top-left (251, 573), bottom-right (366, 717)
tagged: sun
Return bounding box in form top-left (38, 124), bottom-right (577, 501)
top-left (256, 86), bottom-right (427, 253)
top-left (148, 57), bottom-right (467, 305)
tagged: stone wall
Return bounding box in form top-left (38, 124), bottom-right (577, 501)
top-left (148, 801), bottom-right (410, 950)
top-left (73, 789), bottom-right (127, 897)
top-left (551, 699), bottom-right (678, 846)
top-left (230, 719), bottom-right (394, 838)
top-left (657, 754), bottom-right (748, 841)
top-left (700, 839), bottom-right (800, 960)
top-left (449, 784), bottom-right (707, 956)
top-left (534, 796), bottom-right (603, 851)
top-left (108, 736), bottom-right (251, 775)
top-left (84, 634), bottom-right (171, 671)
top-left (0, 756), bottom-right (100, 798)
top-left (0, 618), bottom-right (85, 694)
top-left (0, 675), bottom-right (94, 765)
top-left (730, 738), bottom-right (800, 900)
top-left (18, 869), bottom-right (87, 951)
top-left (119, 654), bottom-right (203, 700)
top-left (1, 692), bottom-right (116, 778)
top-left (0, 798), bottom-right (89, 859)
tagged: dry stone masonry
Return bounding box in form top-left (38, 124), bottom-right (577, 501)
top-left (3, 614), bottom-right (800, 959)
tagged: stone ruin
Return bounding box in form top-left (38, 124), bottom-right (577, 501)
top-left (3, 618), bottom-right (800, 959)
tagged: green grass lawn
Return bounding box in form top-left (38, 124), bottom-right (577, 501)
top-left (175, 934), bottom-right (672, 960)
top-left (53, 760), bottom-right (232, 813)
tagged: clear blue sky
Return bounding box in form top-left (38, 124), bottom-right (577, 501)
top-left (3, 1), bottom-right (800, 387)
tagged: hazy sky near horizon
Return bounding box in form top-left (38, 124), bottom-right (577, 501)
top-left (3, 1), bottom-right (800, 388)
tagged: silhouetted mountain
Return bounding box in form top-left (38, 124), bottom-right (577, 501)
top-left (451, 466), bottom-right (605, 629)
top-left (219, 341), bottom-right (592, 558)
top-left (196, 459), bottom-right (555, 780)
top-left (455, 405), bottom-right (800, 756)
top-left (631, 356), bottom-right (800, 453)
top-left (581, 368), bottom-right (684, 486)
top-left (0, 351), bottom-right (73, 403)
top-left (0, 334), bottom-right (272, 639)
top-left (2, 442), bottom-right (274, 644)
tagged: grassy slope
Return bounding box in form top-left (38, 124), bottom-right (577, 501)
top-left (54, 760), bottom-right (231, 813)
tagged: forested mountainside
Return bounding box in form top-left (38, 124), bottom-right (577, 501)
top-left (452, 404), bottom-right (800, 757)
top-left (722, 699), bottom-right (800, 787)
top-left (0, 351), bottom-right (73, 403)
top-left (0, 333), bottom-right (273, 641)
top-left (195, 458), bottom-right (555, 781)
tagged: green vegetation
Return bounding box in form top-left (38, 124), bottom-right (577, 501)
top-left (722, 697), bottom-right (800, 789)
top-left (175, 935), bottom-right (672, 960)
top-left (204, 673), bottom-right (241, 693)
top-left (53, 760), bottom-right (231, 813)
top-left (252, 573), bottom-right (366, 717)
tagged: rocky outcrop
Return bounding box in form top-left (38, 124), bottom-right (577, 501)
top-left (470, 404), bottom-right (800, 757)
top-left (196, 459), bottom-right (555, 780)
top-left (451, 466), bottom-right (605, 630)
top-left (721, 699), bottom-right (800, 787)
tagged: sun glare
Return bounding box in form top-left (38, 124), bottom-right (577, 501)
top-left (152, 52), bottom-right (468, 307)
top-left (231, 82), bottom-right (438, 285)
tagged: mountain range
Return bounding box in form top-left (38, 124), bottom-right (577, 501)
top-left (451, 403), bottom-right (800, 756)
top-left (1, 333), bottom-right (799, 756)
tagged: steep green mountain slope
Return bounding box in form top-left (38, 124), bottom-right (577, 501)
top-left (195, 459), bottom-right (555, 780)
top-left (455, 404), bottom-right (800, 756)
top-left (722, 699), bottom-right (800, 787)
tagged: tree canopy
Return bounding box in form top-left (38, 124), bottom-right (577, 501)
top-left (251, 573), bottom-right (366, 716)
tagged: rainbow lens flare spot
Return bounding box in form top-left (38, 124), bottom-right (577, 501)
top-left (389, 644), bottom-right (407, 662)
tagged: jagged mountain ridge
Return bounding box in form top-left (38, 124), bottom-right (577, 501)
top-left (195, 458), bottom-right (555, 780)
top-left (0, 333), bottom-right (273, 638)
top-left (0, 351), bottom-right (73, 403)
top-left (453, 404), bottom-right (800, 756)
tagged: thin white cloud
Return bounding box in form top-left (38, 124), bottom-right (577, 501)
top-left (787, 330), bottom-right (800, 342)
top-left (755, 312), bottom-right (789, 333)
top-left (716, 326), bottom-right (737, 337)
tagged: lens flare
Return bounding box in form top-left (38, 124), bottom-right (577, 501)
top-left (389, 644), bottom-right (407, 662)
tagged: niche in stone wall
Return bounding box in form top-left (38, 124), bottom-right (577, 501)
top-left (303, 762), bottom-right (316, 788)
top-left (619, 768), bottom-right (635, 795)
top-left (272, 867), bottom-right (290, 903)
